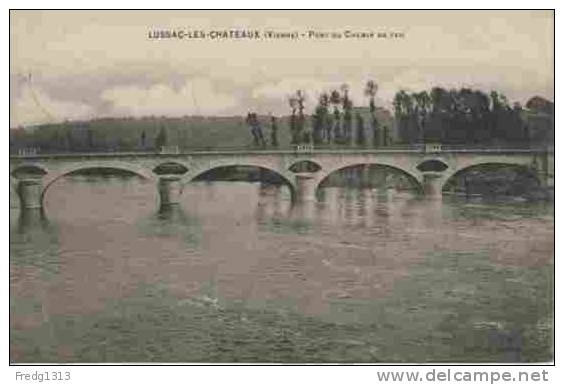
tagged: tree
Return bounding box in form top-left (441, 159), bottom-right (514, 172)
top-left (412, 91), bottom-right (431, 142)
top-left (296, 90), bottom-right (306, 144)
top-left (303, 130), bottom-right (311, 145)
top-left (117, 137), bottom-right (126, 151)
top-left (270, 115), bottom-right (278, 147)
top-left (490, 91), bottom-right (504, 112)
top-left (364, 80), bottom-right (378, 147)
top-left (489, 90), bottom-right (512, 144)
top-left (526, 96), bottom-right (554, 115)
top-left (394, 90), bottom-right (420, 144)
top-left (393, 91), bottom-right (403, 117)
top-left (87, 128), bottom-right (94, 150)
top-left (393, 90), bottom-right (408, 143)
top-left (312, 106), bottom-right (323, 145)
top-left (318, 92), bottom-right (331, 143)
top-left (288, 95), bottom-right (299, 144)
top-left (155, 125), bottom-right (167, 150)
top-left (355, 113), bottom-right (365, 146)
top-left (140, 130), bottom-right (146, 149)
top-left (430, 87), bottom-right (450, 114)
top-left (340, 84), bottom-right (353, 144)
top-left (371, 117), bottom-right (380, 147)
top-left (382, 125), bottom-right (389, 146)
top-left (49, 130), bottom-right (60, 152)
top-left (525, 96), bottom-right (553, 146)
top-left (329, 90), bottom-right (342, 144)
top-left (364, 80), bottom-right (378, 114)
top-left (65, 127), bottom-right (73, 152)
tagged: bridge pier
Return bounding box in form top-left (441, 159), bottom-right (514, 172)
top-left (537, 151), bottom-right (554, 189)
top-left (158, 175), bottom-right (183, 207)
top-left (295, 173), bottom-right (317, 202)
top-left (17, 178), bottom-right (43, 209)
top-left (422, 172), bottom-right (444, 199)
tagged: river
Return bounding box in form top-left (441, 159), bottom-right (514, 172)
top-left (9, 175), bottom-right (554, 363)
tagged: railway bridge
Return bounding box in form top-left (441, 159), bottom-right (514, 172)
top-left (9, 148), bottom-right (554, 210)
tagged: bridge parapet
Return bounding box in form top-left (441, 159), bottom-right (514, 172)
top-left (9, 148), bottom-right (551, 211)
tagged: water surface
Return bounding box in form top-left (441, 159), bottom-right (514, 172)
top-left (10, 176), bottom-right (554, 363)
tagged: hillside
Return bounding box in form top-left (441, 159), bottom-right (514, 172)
top-left (9, 108), bottom-right (395, 153)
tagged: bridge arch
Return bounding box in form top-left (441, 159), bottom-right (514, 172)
top-left (442, 162), bottom-right (542, 195)
top-left (40, 162), bottom-right (156, 205)
top-left (187, 163), bottom-right (297, 200)
top-left (416, 159), bottom-right (449, 172)
top-left (288, 160), bottom-right (322, 173)
top-left (152, 162), bottom-right (189, 175)
top-left (10, 164), bottom-right (49, 178)
top-left (316, 163), bottom-right (424, 194)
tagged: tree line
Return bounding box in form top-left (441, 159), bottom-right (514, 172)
top-left (243, 81), bottom-right (392, 149)
top-left (246, 82), bottom-right (552, 149)
top-left (10, 83), bottom-right (553, 154)
top-left (284, 81), bottom-right (391, 147)
top-left (392, 87), bottom-right (552, 145)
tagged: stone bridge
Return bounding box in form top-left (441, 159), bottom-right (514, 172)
top-left (9, 148), bottom-right (554, 210)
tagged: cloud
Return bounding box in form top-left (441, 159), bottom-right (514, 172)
top-left (252, 78), bottom-right (335, 114)
top-left (101, 78), bottom-right (239, 117)
top-left (10, 86), bottom-right (96, 127)
top-left (251, 77), bottom-right (394, 115)
top-left (9, 11), bottom-right (553, 127)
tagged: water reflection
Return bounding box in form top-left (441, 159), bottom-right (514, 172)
top-left (256, 192), bottom-right (314, 234)
top-left (138, 204), bottom-right (202, 247)
top-left (256, 183), bottom-right (292, 219)
top-left (16, 208), bottom-right (50, 234)
top-left (11, 208), bottom-right (62, 286)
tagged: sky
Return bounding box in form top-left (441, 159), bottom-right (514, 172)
top-left (9, 10), bottom-right (554, 127)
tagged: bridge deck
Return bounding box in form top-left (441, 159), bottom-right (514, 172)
top-left (9, 148), bottom-right (553, 160)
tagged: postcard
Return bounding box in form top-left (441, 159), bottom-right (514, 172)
top-left (9, 10), bottom-right (554, 364)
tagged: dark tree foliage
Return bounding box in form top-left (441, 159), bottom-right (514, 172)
top-left (329, 90), bottom-right (342, 144)
top-left (288, 95), bottom-right (299, 144)
top-left (87, 128), bottom-right (94, 149)
top-left (9, 85), bottom-right (552, 155)
top-left (526, 96), bottom-right (554, 115)
top-left (65, 128), bottom-right (73, 151)
top-left (141, 130), bottom-right (146, 149)
top-left (372, 114), bottom-right (380, 148)
top-left (355, 113), bottom-right (365, 146)
top-left (270, 116), bottom-right (278, 147)
top-left (319, 93), bottom-right (331, 143)
top-left (312, 93), bottom-right (331, 145)
top-left (311, 108), bottom-right (323, 145)
top-left (296, 90), bottom-right (306, 144)
top-left (364, 80), bottom-right (379, 148)
top-left (341, 84), bottom-right (353, 144)
top-left (394, 87), bottom-right (534, 146)
top-left (382, 125), bottom-right (389, 146)
top-left (155, 126), bottom-right (168, 150)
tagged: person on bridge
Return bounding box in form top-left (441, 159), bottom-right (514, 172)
top-left (246, 112), bottom-right (266, 148)
top-left (246, 112), bottom-right (259, 146)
